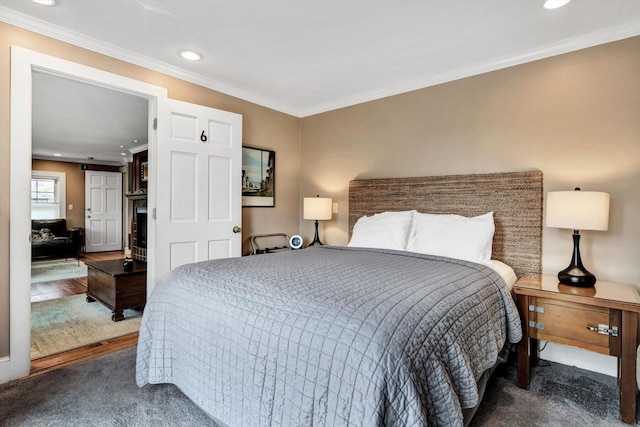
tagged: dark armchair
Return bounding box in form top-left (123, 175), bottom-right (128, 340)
top-left (31, 219), bottom-right (83, 262)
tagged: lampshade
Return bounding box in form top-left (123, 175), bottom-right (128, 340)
top-left (546, 190), bottom-right (610, 231)
top-left (303, 197), bottom-right (332, 221)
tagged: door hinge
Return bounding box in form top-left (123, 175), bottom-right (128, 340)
top-left (529, 305), bottom-right (545, 313)
top-left (152, 208), bottom-right (156, 220)
top-left (586, 324), bottom-right (618, 337)
top-left (153, 118), bottom-right (157, 130)
top-left (529, 321), bottom-right (545, 330)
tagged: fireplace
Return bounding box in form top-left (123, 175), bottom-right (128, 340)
top-left (135, 207), bottom-right (147, 248)
top-left (133, 205), bottom-right (147, 261)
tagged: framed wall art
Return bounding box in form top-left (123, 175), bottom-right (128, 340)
top-left (242, 146), bottom-right (275, 207)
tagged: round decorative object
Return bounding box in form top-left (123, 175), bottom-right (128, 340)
top-left (123, 257), bottom-right (134, 272)
top-left (289, 235), bottom-right (303, 250)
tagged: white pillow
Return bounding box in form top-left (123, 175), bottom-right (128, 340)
top-left (348, 210), bottom-right (415, 251)
top-left (407, 212), bottom-right (495, 264)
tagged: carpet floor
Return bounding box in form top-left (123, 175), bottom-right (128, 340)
top-left (0, 348), bottom-right (637, 426)
top-left (471, 357), bottom-right (638, 426)
top-left (0, 348), bottom-right (212, 427)
top-left (31, 295), bottom-right (141, 359)
top-left (31, 259), bottom-right (87, 283)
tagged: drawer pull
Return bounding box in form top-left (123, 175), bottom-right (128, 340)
top-left (529, 320), bottom-right (544, 330)
top-left (586, 324), bottom-right (619, 337)
top-left (528, 304), bottom-right (545, 313)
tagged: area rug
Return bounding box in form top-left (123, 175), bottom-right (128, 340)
top-left (31, 294), bottom-right (141, 359)
top-left (31, 259), bottom-right (87, 283)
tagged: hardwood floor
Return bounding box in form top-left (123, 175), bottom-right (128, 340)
top-left (30, 251), bottom-right (139, 375)
top-left (79, 250), bottom-right (128, 263)
top-left (31, 277), bottom-right (87, 303)
top-left (31, 251), bottom-right (124, 302)
top-left (28, 333), bottom-right (139, 378)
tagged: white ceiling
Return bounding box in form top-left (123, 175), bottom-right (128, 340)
top-left (32, 72), bottom-right (149, 166)
top-left (2, 0), bottom-right (639, 163)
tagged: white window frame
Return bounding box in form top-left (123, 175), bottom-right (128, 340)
top-left (31, 170), bottom-right (66, 219)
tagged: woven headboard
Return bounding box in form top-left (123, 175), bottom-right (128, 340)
top-left (349, 170), bottom-right (543, 278)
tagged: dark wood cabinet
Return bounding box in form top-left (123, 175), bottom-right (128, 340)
top-left (128, 150), bottom-right (148, 195)
top-left (85, 259), bottom-right (147, 322)
top-left (126, 149), bottom-right (148, 261)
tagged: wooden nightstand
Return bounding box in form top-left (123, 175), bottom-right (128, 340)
top-left (513, 274), bottom-right (640, 424)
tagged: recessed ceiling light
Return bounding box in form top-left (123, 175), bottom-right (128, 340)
top-left (179, 50), bottom-right (202, 61)
top-left (543, 0), bottom-right (571, 9)
top-left (53, 153), bottom-right (62, 157)
top-left (120, 152), bottom-right (127, 156)
top-left (119, 145), bottom-right (125, 148)
top-left (31, 0), bottom-right (57, 6)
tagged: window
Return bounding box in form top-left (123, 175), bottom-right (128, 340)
top-left (31, 171), bottom-right (66, 220)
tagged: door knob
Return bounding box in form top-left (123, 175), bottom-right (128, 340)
top-left (233, 226), bottom-right (241, 233)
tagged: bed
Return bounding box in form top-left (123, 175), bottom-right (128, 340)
top-left (136, 170), bottom-right (543, 426)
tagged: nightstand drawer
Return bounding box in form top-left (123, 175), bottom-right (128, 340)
top-left (514, 274), bottom-right (640, 424)
top-left (529, 297), bottom-right (618, 355)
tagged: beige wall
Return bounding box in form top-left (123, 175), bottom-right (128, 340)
top-left (2, 22), bottom-right (638, 364)
top-left (31, 160), bottom-right (88, 229)
top-left (0, 22), bottom-right (301, 357)
top-left (30, 160), bottom-right (123, 229)
top-left (300, 37), bottom-right (640, 291)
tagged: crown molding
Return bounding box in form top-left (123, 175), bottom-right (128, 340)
top-left (2, 6), bottom-right (638, 118)
top-left (129, 144), bottom-right (149, 155)
top-left (0, 6), bottom-right (300, 117)
top-left (298, 20), bottom-right (640, 117)
top-left (32, 154), bottom-right (125, 167)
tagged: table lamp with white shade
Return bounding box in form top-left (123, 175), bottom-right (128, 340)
top-left (546, 188), bottom-right (610, 287)
top-left (303, 195), bottom-right (332, 246)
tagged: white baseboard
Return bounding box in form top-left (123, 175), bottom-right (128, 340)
top-left (539, 341), bottom-right (617, 377)
top-left (0, 356), bottom-right (14, 384)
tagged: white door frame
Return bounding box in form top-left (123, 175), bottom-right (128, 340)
top-left (4, 46), bottom-right (167, 383)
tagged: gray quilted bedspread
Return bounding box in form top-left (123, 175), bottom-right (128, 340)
top-left (136, 246), bottom-right (522, 427)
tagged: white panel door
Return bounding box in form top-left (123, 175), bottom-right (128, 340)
top-left (155, 99), bottom-right (242, 280)
top-left (85, 171), bottom-right (123, 252)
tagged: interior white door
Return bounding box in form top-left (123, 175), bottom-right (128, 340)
top-left (154, 99), bottom-right (242, 281)
top-left (85, 170), bottom-right (123, 252)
